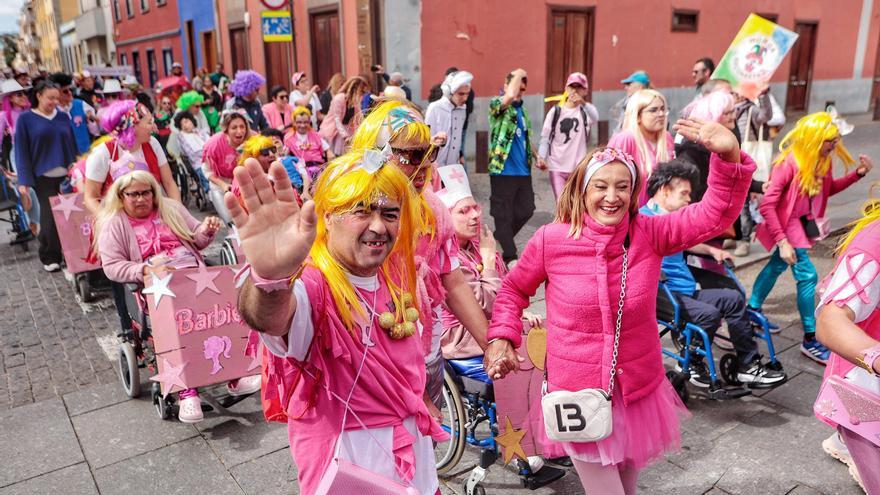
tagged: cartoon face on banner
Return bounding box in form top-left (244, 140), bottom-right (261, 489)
top-left (50, 193), bottom-right (101, 274)
top-left (730, 35), bottom-right (781, 82)
top-left (493, 324), bottom-right (550, 462)
top-left (145, 264), bottom-right (259, 396)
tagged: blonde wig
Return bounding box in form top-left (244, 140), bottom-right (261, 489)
top-left (837, 183), bottom-right (880, 254)
top-left (309, 149), bottom-right (421, 335)
top-left (238, 135), bottom-right (275, 165)
top-left (622, 89), bottom-right (672, 176)
top-left (774, 112), bottom-right (855, 196)
top-left (93, 170), bottom-right (194, 254)
top-left (350, 99), bottom-right (436, 239)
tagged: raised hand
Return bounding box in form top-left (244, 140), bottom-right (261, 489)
top-left (201, 216), bottom-right (222, 236)
top-left (224, 160), bottom-right (317, 280)
top-left (857, 154), bottom-right (873, 176)
top-left (674, 118), bottom-right (741, 163)
top-left (479, 226), bottom-right (498, 267)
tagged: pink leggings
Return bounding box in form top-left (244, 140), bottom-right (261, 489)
top-left (548, 171), bottom-right (572, 200)
top-left (571, 459), bottom-right (640, 495)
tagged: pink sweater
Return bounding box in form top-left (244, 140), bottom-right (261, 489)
top-left (488, 152), bottom-right (755, 405)
top-left (97, 201), bottom-right (215, 283)
top-left (756, 153), bottom-right (861, 250)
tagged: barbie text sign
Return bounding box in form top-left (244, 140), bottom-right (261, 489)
top-left (145, 265), bottom-right (258, 396)
top-left (50, 193), bottom-right (101, 274)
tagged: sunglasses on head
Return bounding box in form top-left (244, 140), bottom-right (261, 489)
top-left (259, 147), bottom-right (276, 157)
top-left (391, 144), bottom-right (439, 167)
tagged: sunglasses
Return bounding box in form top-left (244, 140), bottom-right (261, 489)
top-left (277, 94), bottom-right (289, 100)
top-left (391, 144), bottom-right (439, 168)
top-left (122, 189), bottom-right (154, 199)
top-left (10, 91), bottom-right (25, 98)
top-left (259, 147), bottom-right (276, 157)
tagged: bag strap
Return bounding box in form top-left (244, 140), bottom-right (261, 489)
top-left (743, 107), bottom-right (753, 144)
top-left (607, 234), bottom-right (630, 396)
top-left (547, 106), bottom-right (561, 158)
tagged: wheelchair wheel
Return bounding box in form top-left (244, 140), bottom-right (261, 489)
top-left (219, 239), bottom-right (238, 266)
top-left (719, 354), bottom-right (742, 386)
top-left (462, 481), bottom-right (486, 495)
top-left (118, 342), bottom-right (141, 398)
top-left (436, 372), bottom-right (467, 475)
top-left (666, 370), bottom-right (689, 404)
top-left (76, 275), bottom-right (94, 303)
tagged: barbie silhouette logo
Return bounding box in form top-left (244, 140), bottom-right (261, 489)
top-left (204, 335), bottom-right (233, 374)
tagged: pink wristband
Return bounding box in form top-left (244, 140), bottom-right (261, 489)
top-left (861, 343), bottom-right (880, 375)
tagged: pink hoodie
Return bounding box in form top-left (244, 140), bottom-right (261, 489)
top-left (756, 153), bottom-right (861, 250)
top-left (488, 152), bottom-right (755, 405)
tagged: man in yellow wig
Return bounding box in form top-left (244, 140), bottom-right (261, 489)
top-left (350, 99), bottom-right (506, 412)
top-left (231, 149), bottom-right (448, 493)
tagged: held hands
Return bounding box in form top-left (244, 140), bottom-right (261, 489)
top-left (201, 216), bottom-right (222, 236)
top-left (857, 155), bottom-right (874, 177)
top-left (674, 118), bottom-right (741, 163)
top-left (483, 338), bottom-right (523, 380)
top-left (709, 246), bottom-right (734, 264)
top-left (535, 157), bottom-right (548, 171)
top-left (224, 160), bottom-right (317, 280)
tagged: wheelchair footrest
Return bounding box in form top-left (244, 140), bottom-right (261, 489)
top-left (707, 385), bottom-right (752, 400)
top-left (521, 465), bottom-right (566, 490)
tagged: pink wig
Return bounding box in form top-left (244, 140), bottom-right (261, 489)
top-left (681, 91), bottom-right (735, 123)
top-left (229, 70), bottom-right (265, 98)
top-left (100, 100), bottom-right (150, 149)
top-left (2, 94), bottom-right (29, 133)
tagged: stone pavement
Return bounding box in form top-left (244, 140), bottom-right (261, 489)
top-left (2, 116), bottom-right (879, 493)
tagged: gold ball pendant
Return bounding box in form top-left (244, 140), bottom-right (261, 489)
top-left (401, 293), bottom-right (414, 307)
top-left (404, 307), bottom-right (420, 323)
top-left (378, 312), bottom-right (396, 330)
top-left (401, 321), bottom-right (417, 337)
top-left (391, 323), bottom-right (406, 339)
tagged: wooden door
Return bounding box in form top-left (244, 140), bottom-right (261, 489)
top-left (546, 8), bottom-right (594, 112)
top-left (229, 26), bottom-right (249, 73)
top-left (871, 29), bottom-right (880, 107)
top-left (264, 41), bottom-right (292, 91)
top-left (310, 9), bottom-right (342, 88)
top-left (786, 22), bottom-right (818, 112)
top-left (202, 30), bottom-right (217, 73)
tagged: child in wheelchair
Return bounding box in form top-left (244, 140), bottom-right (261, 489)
top-left (641, 161), bottom-right (785, 390)
top-left (94, 170), bottom-right (259, 422)
top-left (436, 165), bottom-right (567, 491)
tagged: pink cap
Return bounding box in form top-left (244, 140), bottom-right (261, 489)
top-left (291, 72), bottom-right (306, 86)
top-left (566, 72), bottom-right (588, 88)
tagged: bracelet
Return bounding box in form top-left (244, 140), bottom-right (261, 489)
top-left (234, 263), bottom-right (300, 292)
top-left (855, 343), bottom-right (880, 376)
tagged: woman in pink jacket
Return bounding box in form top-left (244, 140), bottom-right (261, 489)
top-left (750, 112), bottom-right (872, 365)
top-left (94, 170), bottom-right (259, 422)
top-left (485, 119), bottom-right (755, 494)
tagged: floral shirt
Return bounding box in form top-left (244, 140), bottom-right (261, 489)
top-left (488, 96), bottom-right (533, 174)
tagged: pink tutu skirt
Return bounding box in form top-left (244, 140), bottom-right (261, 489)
top-left (541, 379), bottom-right (690, 470)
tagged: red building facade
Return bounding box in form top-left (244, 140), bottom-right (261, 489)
top-left (112, 0), bottom-right (183, 88)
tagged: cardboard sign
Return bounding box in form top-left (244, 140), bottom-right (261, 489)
top-left (145, 264), bottom-right (259, 396)
top-left (50, 193), bottom-right (101, 274)
top-left (712, 14), bottom-right (799, 100)
top-left (493, 325), bottom-right (550, 462)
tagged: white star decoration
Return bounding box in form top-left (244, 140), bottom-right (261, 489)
top-left (142, 272), bottom-right (176, 309)
top-left (51, 194), bottom-right (84, 221)
top-left (149, 357), bottom-right (187, 397)
top-left (185, 265), bottom-right (221, 295)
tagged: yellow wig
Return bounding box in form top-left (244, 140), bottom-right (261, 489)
top-left (309, 149), bottom-right (421, 335)
top-left (291, 105), bottom-right (312, 120)
top-left (774, 112), bottom-right (855, 196)
top-left (350, 98), bottom-right (436, 239)
top-left (837, 183), bottom-right (880, 253)
top-left (238, 135), bottom-right (275, 165)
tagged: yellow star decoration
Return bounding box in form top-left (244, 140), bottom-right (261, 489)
top-left (496, 416), bottom-right (528, 464)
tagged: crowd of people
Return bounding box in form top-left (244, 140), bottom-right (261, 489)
top-left (1, 54), bottom-right (878, 495)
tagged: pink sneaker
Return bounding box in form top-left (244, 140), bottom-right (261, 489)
top-left (178, 395), bottom-right (204, 423)
top-left (227, 375), bottom-right (261, 396)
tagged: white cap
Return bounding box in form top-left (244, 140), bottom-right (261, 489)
top-left (0, 79), bottom-right (25, 97)
top-left (100, 79), bottom-right (123, 94)
top-left (382, 85), bottom-right (406, 100)
top-left (122, 75), bottom-right (138, 86)
top-left (435, 164), bottom-right (473, 208)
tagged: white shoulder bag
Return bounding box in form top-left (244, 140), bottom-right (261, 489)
top-left (540, 240), bottom-right (629, 443)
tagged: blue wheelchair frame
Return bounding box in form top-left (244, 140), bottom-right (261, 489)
top-left (0, 170), bottom-right (33, 250)
top-left (658, 259), bottom-right (785, 401)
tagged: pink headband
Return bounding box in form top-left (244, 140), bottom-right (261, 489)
top-left (583, 148), bottom-right (638, 191)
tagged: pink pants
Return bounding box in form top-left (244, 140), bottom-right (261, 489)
top-left (571, 459), bottom-right (639, 495)
top-left (548, 171), bottom-right (572, 200)
top-left (840, 426), bottom-right (880, 493)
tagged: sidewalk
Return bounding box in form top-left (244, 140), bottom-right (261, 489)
top-left (1, 116), bottom-right (878, 494)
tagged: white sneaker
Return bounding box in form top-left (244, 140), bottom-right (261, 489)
top-left (733, 241), bottom-right (750, 257)
top-left (822, 432), bottom-right (851, 465)
top-left (43, 263), bottom-right (61, 272)
top-left (178, 395), bottom-right (204, 423)
top-left (227, 374), bottom-right (261, 396)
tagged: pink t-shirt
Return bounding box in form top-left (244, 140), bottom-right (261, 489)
top-left (202, 133), bottom-right (239, 179)
top-left (541, 105), bottom-right (594, 173)
top-left (125, 211), bottom-right (197, 270)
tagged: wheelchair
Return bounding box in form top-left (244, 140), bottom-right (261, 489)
top-left (0, 169), bottom-right (33, 251)
top-left (117, 265), bottom-right (255, 420)
top-left (436, 357), bottom-right (567, 494)
top-left (175, 154), bottom-right (209, 212)
top-left (657, 257), bottom-right (786, 404)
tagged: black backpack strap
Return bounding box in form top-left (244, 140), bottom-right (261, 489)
top-left (580, 105), bottom-right (590, 146)
top-left (547, 106), bottom-right (561, 158)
